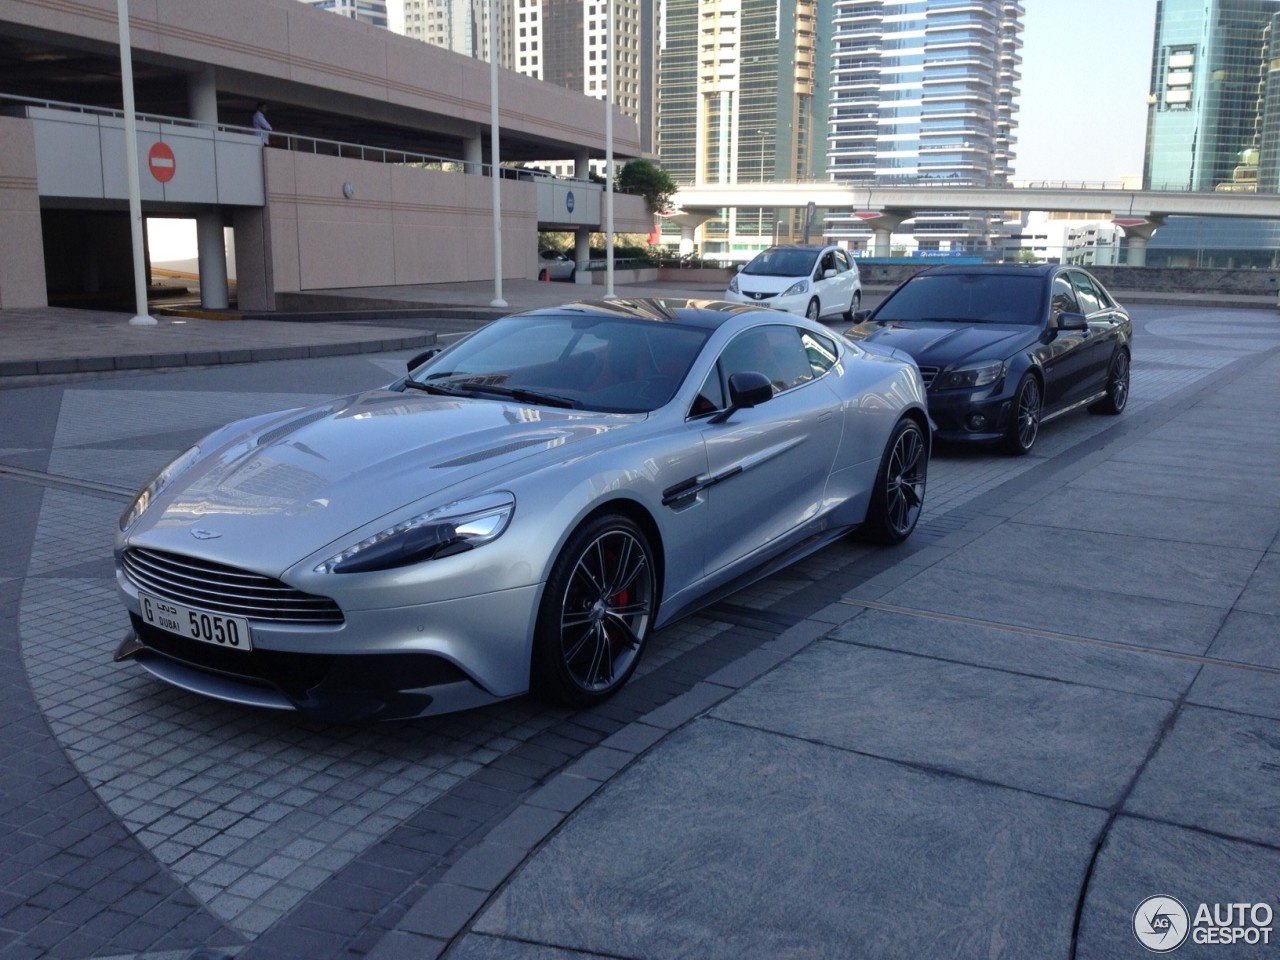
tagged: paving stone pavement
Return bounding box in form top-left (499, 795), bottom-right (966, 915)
top-left (0, 297), bottom-right (1277, 959)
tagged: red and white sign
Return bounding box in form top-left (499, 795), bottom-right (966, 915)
top-left (147, 142), bottom-right (176, 183)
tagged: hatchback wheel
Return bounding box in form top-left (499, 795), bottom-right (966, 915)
top-left (1003, 374), bottom-right (1041, 456)
top-left (1089, 349), bottom-right (1130, 415)
top-left (862, 417), bottom-right (928, 544)
top-left (805, 298), bottom-right (821, 321)
top-left (843, 290), bottom-right (862, 322)
top-left (531, 514), bottom-right (656, 707)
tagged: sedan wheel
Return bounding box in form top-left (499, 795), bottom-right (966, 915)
top-left (1089, 349), bottom-right (1130, 415)
top-left (1003, 374), bottom-right (1041, 456)
top-left (532, 514), bottom-right (656, 707)
top-left (862, 417), bottom-right (928, 544)
top-left (805, 298), bottom-right (821, 321)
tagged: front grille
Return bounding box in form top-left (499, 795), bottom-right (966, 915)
top-left (122, 547), bottom-right (344, 624)
top-left (917, 365), bottom-right (940, 389)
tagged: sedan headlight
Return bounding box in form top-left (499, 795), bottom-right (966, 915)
top-left (727, 276), bottom-right (740, 294)
top-left (781, 279), bottom-right (810, 298)
top-left (935, 360), bottom-right (1006, 390)
top-left (119, 445), bottom-right (202, 531)
top-left (316, 492), bottom-right (515, 574)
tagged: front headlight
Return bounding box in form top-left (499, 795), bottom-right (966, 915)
top-left (727, 276), bottom-right (740, 294)
top-left (935, 360), bottom-right (1006, 390)
top-left (119, 445), bottom-right (202, 531)
top-left (781, 279), bottom-right (810, 298)
top-left (315, 492), bottom-right (515, 574)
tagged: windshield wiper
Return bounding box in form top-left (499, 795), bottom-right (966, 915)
top-left (455, 383), bottom-right (582, 409)
top-left (405, 378), bottom-right (579, 409)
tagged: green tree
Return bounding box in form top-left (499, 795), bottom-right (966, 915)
top-left (617, 159), bottom-right (677, 214)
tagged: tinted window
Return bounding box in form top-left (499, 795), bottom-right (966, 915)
top-left (1068, 272), bottom-right (1106, 314)
top-left (802, 331), bottom-right (839, 374)
top-left (719, 325), bottom-right (816, 394)
top-left (875, 273), bottom-right (1043, 324)
top-left (1051, 276), bottom-right (1080, 317)
top-left (409, 314), bottom-right (709, 414)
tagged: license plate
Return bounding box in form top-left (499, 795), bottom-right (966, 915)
top-left (138, 592), bottom-right (253, 651)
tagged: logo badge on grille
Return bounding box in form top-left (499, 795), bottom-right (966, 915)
top-left (190, 528), bottom-right (222, 540)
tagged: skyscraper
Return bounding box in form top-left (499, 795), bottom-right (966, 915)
top-left (1144, 0), bottom-right (1280, 266)
top-left (825, 0), bottom-right (1023, 252)
top-left (307, 0), bottom-right (390, 28)
top-left (657, 0), bottom-right (830, 257)
top-left (401, 0), bottom-right (514, 65)
top-left (1145, 0), bottom-right (1280, 193)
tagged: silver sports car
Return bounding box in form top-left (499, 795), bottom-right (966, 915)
top-left (114, 299), bottom-right (929, 721)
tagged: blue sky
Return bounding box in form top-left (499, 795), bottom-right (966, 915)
top-left (1016, 1), bottom-right (1157, 182)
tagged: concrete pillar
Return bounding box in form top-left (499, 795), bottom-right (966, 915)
top-left (1111, 216), bottom-right (1164, 268)
top-left (187, 67), bottom-right (230, 309)
top-left (464, 135), bottom-right (483, 175)
top-left (853, 210), bottom-right (910, 257)
top-left (574, 227), bottom-right (591, 284)
top-left (574, 148), bottom-right (591, 180)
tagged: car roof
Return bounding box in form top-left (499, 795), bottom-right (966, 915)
top-left (912, 263), bottom-right (1063, 278)
top-left (508, 298), bottom-right (785, 330)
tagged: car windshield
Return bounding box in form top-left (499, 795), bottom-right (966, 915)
top-left (405, 312), bottom-right (710, 414)
top-left (741, 248), bottom-right (819, 278)
top-left (874, 273), bottom-right (1044, 324)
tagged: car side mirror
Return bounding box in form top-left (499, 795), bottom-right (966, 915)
top-left (822, 268), bottom-right (837, 280)
top-left (1057, 312), bottom-right (1088, 331)
top-left (406, 347), bottom-right (440, 372)
top-left (709, 371), bottom-right (773, 424)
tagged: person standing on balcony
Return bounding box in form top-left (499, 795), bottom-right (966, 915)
top-left (252, 101), bottom-right (272, 146)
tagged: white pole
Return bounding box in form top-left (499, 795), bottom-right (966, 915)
top-left (604, 0), bottom-right (616, 299)
top-left (117, 0), bottom-right (156, 325)
top-left (488, 0), bottom-right (507, 308)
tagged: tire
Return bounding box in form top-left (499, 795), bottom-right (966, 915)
top-left (531, 513), bottom-right (656, 707)
top-left (1002, 373), bottom-right (1042, 456)
top-left (568, 267), bottom-right (576, 283)
top-left (805, 298), bottom-right (821, 321)
top-left (862, 417), bottom-right (928, 544)
top-left (538, 268), bottom-right (549, 281)
top-left (843, 290), bottom-right (862, 322)
top-left (1088, 348), bottom-right (1129, 415)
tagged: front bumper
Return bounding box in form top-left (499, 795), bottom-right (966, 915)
top-left (115, 571), bottom-right (542, 721)
top-left (722, 289), bottom-right (806, 316)
top-left (926, 388), bottom-right (1015, 444)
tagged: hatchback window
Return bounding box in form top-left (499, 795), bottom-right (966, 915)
top-left (741, 248), bottom-right (820, 277)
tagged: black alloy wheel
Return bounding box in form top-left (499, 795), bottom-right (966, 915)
top-left (862, 417), bottom-right (928, 544)
top-left (1089, 349), bottom-right (1130, 415)
top-left (1003, 373), bottom-right (1042, 456)
top-left (532, 514), bottom-right (656, 707)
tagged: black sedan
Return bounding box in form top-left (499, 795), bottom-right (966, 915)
top-left (845, 264), bottom-right (1132, 455)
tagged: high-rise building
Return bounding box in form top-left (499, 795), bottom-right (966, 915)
top-left (307, 0), bottom-right (390, 29)
top-left (1143, 0), bottom-right (1280, 266)
top-left (824, 0), bottom-right (1023, 252)
top-left (401, 0), bottom-right (514, 65)
top-left (657, 0), bottom-right (831, 257)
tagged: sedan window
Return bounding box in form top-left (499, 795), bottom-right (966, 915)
top-left (875, 274), bottom-right (1043, 324)
top-left (1068, 272), bottom-right (1105, 314)
top-left (1051, 276), bottom-right (1081, 318)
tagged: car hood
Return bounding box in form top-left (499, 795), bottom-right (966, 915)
top-left (847, 319), bottom-right (1037, 368)
top-left (124, 390), bottom-right (641, 573)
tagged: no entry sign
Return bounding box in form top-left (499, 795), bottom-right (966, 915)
top-left (147, 141), bottom-right (176, 183)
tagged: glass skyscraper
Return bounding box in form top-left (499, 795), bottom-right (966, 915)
top-left (1145, 0), bottom-right (1280, 266)
top-left (824, 0), bottom-right (1023, 252)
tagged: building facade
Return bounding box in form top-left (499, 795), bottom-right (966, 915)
top-left (307, 0), bottom-right (390, 28)
top-left (1144, 0), bottom-right (1280, 266)
top-left (401, 0), bottom-right (516, 65)
top-left (824, 0), bottom-right (1023, 253)
top-left (657, 0), bottom-right (831, 258)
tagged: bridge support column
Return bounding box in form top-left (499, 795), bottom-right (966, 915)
top-left (853, 209), bottom-right (911, 257)
top-left (574, 226), bottom-right (590, 284)
top-left (187, 67), bottom-right (229, 310)
top-left (663, 210), bottom-right (714, 258)
top-left (1111, 215), bottom-right (1165, 267)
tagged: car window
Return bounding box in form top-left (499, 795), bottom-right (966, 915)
top-left (741, 248), bottom-right (819, 277)
top-left (1068, 272), bottom-right (1105, 314)
top-left (834, 250), bottom-right (852, 273)
top-left (718, 325), bottom-right (816, 395)
top-left (874, 274), bottom-right (1043, 324)
top-left (801, 330), bottom-right (839, 375)
top-left (1051, 275), bottom-right (1081, 317)
top-left (818, 252), bottom-right (836, 277)
top-left (410, 314), bottom-right (709, 414)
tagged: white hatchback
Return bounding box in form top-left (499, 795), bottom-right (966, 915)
top-left (725, 245), bottom-right (862, 321)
